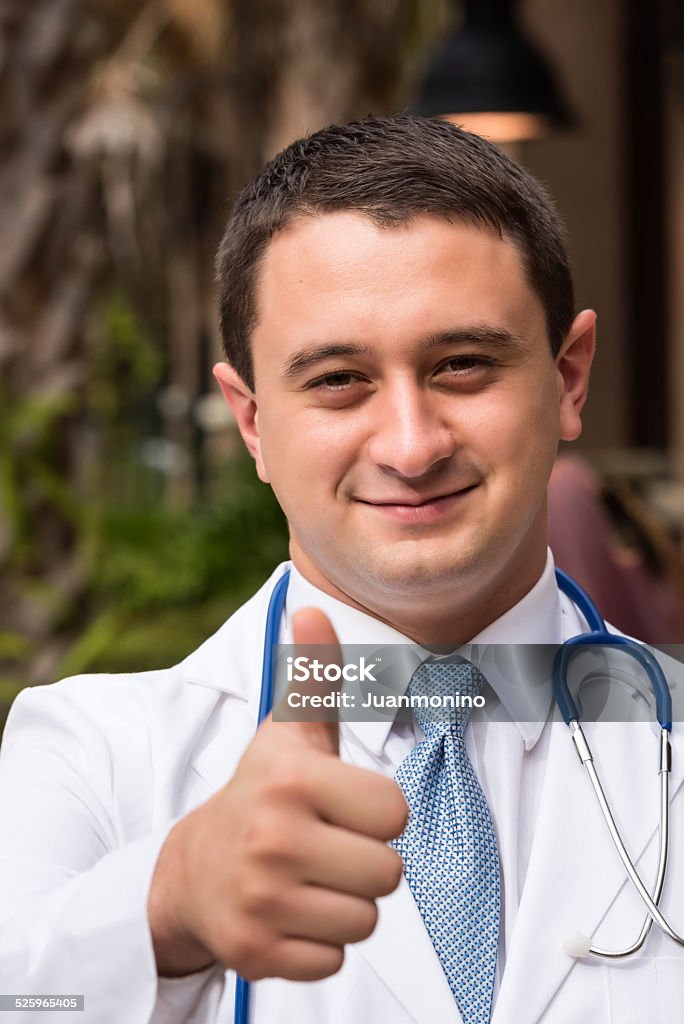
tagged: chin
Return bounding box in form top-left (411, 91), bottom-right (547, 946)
top-left (351, 545), bottom-right (484, 596)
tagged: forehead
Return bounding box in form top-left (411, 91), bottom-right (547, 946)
top-left (252, 212), bottom-right (546, 352)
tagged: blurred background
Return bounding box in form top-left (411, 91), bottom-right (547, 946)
top-left (2, 0), bottom-right (684, 724)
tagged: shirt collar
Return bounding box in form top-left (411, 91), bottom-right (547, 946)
top-left (284, 549), bottom-right (565, 755)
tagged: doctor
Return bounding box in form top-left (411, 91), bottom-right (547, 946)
top-left (1, 114), bottom-right (683, 1024)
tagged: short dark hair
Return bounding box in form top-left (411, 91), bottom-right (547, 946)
top-left (216, 114), bottom-right (574, 390)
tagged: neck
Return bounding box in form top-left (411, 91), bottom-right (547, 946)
top-left (289, 540), bottom-right (548, 646)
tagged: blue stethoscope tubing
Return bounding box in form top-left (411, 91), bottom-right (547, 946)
top-left (233, 570), bottom-right (291, 1024)
top-left (234, 568), bottom-right (681, 1022)
top-left (552, 568), bottom-right (672, 730)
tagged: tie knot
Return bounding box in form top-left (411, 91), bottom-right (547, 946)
top-left (408, 655), bottom-right (486, 737)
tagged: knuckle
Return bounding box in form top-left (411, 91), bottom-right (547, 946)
top-left (241, 876), bottom-right (281, 919)
top-left (238, 949), bottom-right (269, 981)
top-left (242, 807), bottom-right (297, 864)
top-left (321, 946), bottom-right (345, 977)
top-left (367, 778), bottom-right (409, 840)
top-left (353, 900), bottom-right (378, 941)
top-left (241, 812), bottom-right (275, 858)
top-left (243, 734), bottom-right (310, 795)
top-left (393, 788), bottom-right (410, 830)
top-left (376, 848), bottom-right (404, 896)
top-left (277, 942), bottom-right (345, 983)
top-left (266, 759), bottom-right (312, 801)
top-left (383, 783), bottom-right (410, 837)
top-left (228, 926), bottom-right (273, 980)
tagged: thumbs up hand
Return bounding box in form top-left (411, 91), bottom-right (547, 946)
top-left (148, 608), bottom-right (409, 981)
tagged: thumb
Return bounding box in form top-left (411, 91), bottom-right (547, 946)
top-left (274, 607), bottom-right (343, 755)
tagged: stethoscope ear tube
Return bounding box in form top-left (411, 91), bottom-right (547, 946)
top-left (576, 729), bottom-right (671, 959)
top-left (552, 633), bottom-right (673, 731)
top-left (554, 569), bottom-right (605, 632)
top-left (553, 568), bottom-right (672, 730)
top-left (257, 569), bottom-right (291, 725)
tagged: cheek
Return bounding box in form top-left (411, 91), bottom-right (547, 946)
top-left (258, 405), bottom-right (362, 492)
top-left (473, 386), bottom-right (559, 472)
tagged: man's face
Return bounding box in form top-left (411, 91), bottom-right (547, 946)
top-left (217, 212), bottom-right (593, 621)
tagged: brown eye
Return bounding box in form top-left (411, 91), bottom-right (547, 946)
top-left (307, 371), bottom-right (365, 390)
top-left (437, 355), bottom-right (494, 376)
top-left (318, 373), bottom-right (356, 389)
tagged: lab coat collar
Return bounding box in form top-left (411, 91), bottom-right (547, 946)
top-left (179, 563), bottom-right (290, 701)
top-left (285, 550), bottom-right (563, 755)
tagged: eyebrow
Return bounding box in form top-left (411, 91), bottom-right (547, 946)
top-left (282, 343), bottom-right (373, 380)
top-left (423, 326), bottom-right (526, 351)
top-left (281, 325), bottom-right (526, 381)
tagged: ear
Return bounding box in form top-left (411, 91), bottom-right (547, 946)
top-left (212, 362), bottom-right (270, 483)
top-left (557, 309), bottom-right (596, 442)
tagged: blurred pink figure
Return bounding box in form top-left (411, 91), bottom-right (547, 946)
top-left (548, 455), bottom-right (684, 644)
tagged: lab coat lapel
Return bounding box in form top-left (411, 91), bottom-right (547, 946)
top-left (493, 716), bottom-right (684, 1024)
top-left (189, 693), bottom-right (259, 795)
top-left (352, 877), bottom-right (463, 1024)
top-left (182, 568), bottom-right (284, 794)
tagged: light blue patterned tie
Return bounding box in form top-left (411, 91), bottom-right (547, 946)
top-left (392, 656), bottom-right (500, 1024)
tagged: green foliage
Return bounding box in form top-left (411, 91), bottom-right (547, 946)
top-left (56, 451), bottom-right (289, 677)
top-left (86, 292), bottom-right (165, 423)
top-left (0, 287), bottom-right (289, 702)
top-left (91, 453), bottom-right (287, 611)
top-left (0, 381), bottom-right (81, 568)
top-left (0, 632), bottom-right (31, 659)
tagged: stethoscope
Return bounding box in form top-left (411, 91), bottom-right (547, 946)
top-left (552, 570), bottom-right (684, 961)
top-left (233, 567), bottom-right (682, 1024)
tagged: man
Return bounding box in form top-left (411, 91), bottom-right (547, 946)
top-left (1, 115), bottom-right (683, 1024)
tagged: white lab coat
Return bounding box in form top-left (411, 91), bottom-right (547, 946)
top-left (1, 562), bottom-right (683, 1024)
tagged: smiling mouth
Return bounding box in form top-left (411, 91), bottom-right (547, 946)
top-left (360, 484), bottom-right (479, 506)
top-left (355, 485), bottom-right (479, 521)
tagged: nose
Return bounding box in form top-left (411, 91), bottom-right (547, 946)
top-left (366, 379), bottom-right (456, 480)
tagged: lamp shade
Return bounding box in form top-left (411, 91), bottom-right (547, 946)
top-left (413, 2), bottom-right (575, 142)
